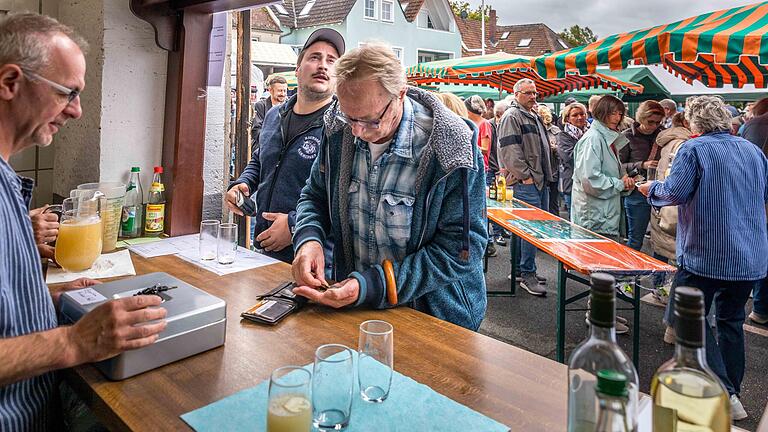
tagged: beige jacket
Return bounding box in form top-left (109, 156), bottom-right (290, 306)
top-left (650, 126), bottom-right (691, 260)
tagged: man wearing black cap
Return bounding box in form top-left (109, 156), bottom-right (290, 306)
top-left (226, 28), bottom-right (345, 263)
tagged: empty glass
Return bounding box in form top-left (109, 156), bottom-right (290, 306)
top-left (312, 344), bottom-right (354, 431)
top-left (267, 366), bottom-right (312, 432)
top-left (358, 320), bottom-right (394, 403)
top-left (216, 223), bottom-right (237, 265)
top-left (199, 220), bottom-right (219, 261)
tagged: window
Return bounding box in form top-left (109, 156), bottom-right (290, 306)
top-left (417, 50), bottom-right (452, 64)
top-left (518, 38), bottom-right (532, 47)
top-left (501, 31), bottom-right (510, 40)
top-left (273, 3), bottom-right (289, 15)
top-left (299, 0), bottom-right (316, 16)
top-left (364, 0), bottom-right (376, 19)
top-left (558, 39), bottom-right (569, 49)
top-left (427, 15), bottom-right (435, 29)
top-left (381, 0), bottom-right (394, 22)
top-left (391, 47), bottom-right (403, 63)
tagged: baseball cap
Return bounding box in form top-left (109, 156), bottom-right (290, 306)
top-left (300, 28), bottom-right (345, 58)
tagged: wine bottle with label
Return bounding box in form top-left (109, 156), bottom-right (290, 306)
top-left (120, 167), bottom-right (143, 238)
top-left (651, 287), bottom-right (730, 432)
top-left (144, 166), bottom-right (166, 237)
top-left (567, 273), bottom-right (639, 432)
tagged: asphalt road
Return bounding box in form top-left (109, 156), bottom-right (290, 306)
top-left (479, 239), bottom-right (768, 431)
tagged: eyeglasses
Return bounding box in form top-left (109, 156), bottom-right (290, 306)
top-left (336, 99), bottom-right (394, 130)
top-left (517, 90), bottom-right (538, 97)
top-left (22, 69), bottom-right (80, 104)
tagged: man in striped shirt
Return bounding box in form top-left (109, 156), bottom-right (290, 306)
top-left (0, 14), bottom-right (167, 431)
top-left (639, 95), bottom-right (768, 421)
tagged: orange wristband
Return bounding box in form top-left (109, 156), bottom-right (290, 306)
top-left (382, 259), bottom-right (398, 305)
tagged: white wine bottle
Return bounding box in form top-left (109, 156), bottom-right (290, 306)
top-left (651, 287), bottom-right (730, 432)
top-left (567, 273), bottom-right (639, 432)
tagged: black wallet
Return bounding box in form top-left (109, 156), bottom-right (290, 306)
top-left (241, 281), bottom-right (307, 325)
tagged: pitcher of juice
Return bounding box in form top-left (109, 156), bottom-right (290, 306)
top-left (55, 193), bottom-right (103, 272)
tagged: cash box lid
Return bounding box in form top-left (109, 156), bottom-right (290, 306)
top-left (60, 272), bottom-right (226, 340)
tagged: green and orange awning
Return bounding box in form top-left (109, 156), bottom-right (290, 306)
top-left (406, 52), bottom-right (643, 98)
top-left (534, 1), bottom-right (768, 88)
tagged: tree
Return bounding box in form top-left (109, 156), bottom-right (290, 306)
top-left (559, 25), bottom-right (598, 48)
top-left (449, 0), bottom-right (490, 21)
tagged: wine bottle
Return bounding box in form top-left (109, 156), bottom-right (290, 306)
top-left (651, 287), bottom-right (730, 432)
top-left (567, 272), bottom-right (639, 432)
top-left (594, 370), bottom-right (631, 432)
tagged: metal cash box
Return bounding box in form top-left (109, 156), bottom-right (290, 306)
top-left (60, 272), bottom-right (226, 380)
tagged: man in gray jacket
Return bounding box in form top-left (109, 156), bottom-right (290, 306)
top-left (498, 78), bottom-right (554, 296)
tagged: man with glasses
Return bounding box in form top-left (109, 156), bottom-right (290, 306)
top-left (0, 13), bottom-right (167, 430)
top-left (498, 78), bottom-right (554, 296)
top-left (225, 28), bottom-right (344, 263)
top-left (290, 43), bottom-right (488, 331)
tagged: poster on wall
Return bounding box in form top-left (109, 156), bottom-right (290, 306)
top-left (207, 12), bottom-right (226, 87)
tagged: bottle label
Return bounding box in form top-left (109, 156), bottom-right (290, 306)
top-left (149, 182), bottom-right (165, 193)
top-left (121, 205), bottom-right (137, 235)
top-left (652, 405), bottom-right (675, 432)
top-left (145, 204), bottom-right (165, 233)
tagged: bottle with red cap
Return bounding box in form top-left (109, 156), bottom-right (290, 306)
top-left (144, 166), bottom-right (166, 236)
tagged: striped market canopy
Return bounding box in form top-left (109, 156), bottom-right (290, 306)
top-left (534, 1), bottom-right (768, 88)
top-left (406, 52), bottom-right (643, 98)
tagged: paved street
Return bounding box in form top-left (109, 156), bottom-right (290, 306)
top-left (480, 239), bottom-right (768, 431)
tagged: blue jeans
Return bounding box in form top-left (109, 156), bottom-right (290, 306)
top-left (512, 182), bottom-right (548, 274)
top-left (755, 276), bottom-right (768, 316)
top-left (623, 190), bottom-right (651, 250)
top-left (672, 268), bottom-right (758, 396)
top-left (563, 193), bottom-right (572, 220)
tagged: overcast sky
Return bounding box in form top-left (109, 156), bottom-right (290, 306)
top-left (463, 0), bottom-right (756, 39)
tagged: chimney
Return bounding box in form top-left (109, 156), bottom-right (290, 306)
top-left (488, 9), bottom-right (497, 45)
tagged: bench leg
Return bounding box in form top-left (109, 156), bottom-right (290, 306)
top-left (556, 261), bottom-right (567, 363)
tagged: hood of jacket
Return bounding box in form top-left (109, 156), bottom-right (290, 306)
top-left (656, 126), bottom-right (692, 148)
top-left (324, 86), bottom-right (477, 173)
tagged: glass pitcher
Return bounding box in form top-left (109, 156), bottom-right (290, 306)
top-left (55, 192), bottom-right (103, 272)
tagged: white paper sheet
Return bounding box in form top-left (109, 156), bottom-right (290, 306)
top-left (127, 234), bottom-right (200, 258)
top-left (46, 249), bottom-right (136, 284)
top-left (176, 245), bottom-right (280, 276)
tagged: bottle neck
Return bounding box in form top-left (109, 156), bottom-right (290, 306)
top-left (673, 343), bottom-right (708, 370)
top-left (596, 395), bottom-right (630, 432)
top-left (590, 324), bottom-right (617, 343)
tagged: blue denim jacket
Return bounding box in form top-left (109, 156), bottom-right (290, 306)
top-left (293, 87), bottom-right (488, 330)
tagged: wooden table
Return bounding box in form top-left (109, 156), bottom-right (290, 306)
top-left (485, 197), bottom-right (677, 367)
top-left (65, 253), bottom-right (568, 431)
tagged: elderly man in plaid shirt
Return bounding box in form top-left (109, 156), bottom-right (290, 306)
top-left (290, 43), bottom-right (488, 331)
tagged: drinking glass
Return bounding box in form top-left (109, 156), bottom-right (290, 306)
top-left (267, 366), bottom-right (312, 432)
top-left (358, 320), bottom-right (394, 403)
top-left (199, 220), bottom-right (219, 261)
top-left (55, 196), bottom-right (103, 272)
top-left (312, 344), bottom-right (354, 431)
top-left (216, 223), bottom-right (237, 265)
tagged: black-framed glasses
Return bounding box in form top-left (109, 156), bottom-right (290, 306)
top-left (22, 69), bottom-right (80, 104)
top-left (336, 98), bottom-right (394, 130)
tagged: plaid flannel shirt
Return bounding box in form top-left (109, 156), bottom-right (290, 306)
top-left (349, 97), bottom-right (431, 270)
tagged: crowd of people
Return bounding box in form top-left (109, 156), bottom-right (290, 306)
top-left (1, 11), bottom-right (766, 429)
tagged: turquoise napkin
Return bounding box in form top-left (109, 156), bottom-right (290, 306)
top-left (181, 355), bottom-right (509, 432)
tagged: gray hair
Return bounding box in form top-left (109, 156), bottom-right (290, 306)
top-left (333, 43), bottom-right (406, 99)
top-left (0, 12), bottom-right (88, 73)
top-left (494, 100), bottom-right (509, 117)
top-left (465, 95), bottom-right (485, 115)
top-left (684, 96), bottom-right (732, 135)
top-left (659, 99), bottom-right (677, 112)
top-left (513, 78), bottom-right (536, 93)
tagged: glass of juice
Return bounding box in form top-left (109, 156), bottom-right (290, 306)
top-left (267, 366), bottom-right (312, 432)
top-left (55, 197), bottom-right (103, 272)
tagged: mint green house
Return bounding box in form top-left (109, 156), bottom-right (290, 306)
top-left (272, 0), bottom-right (462, 67)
